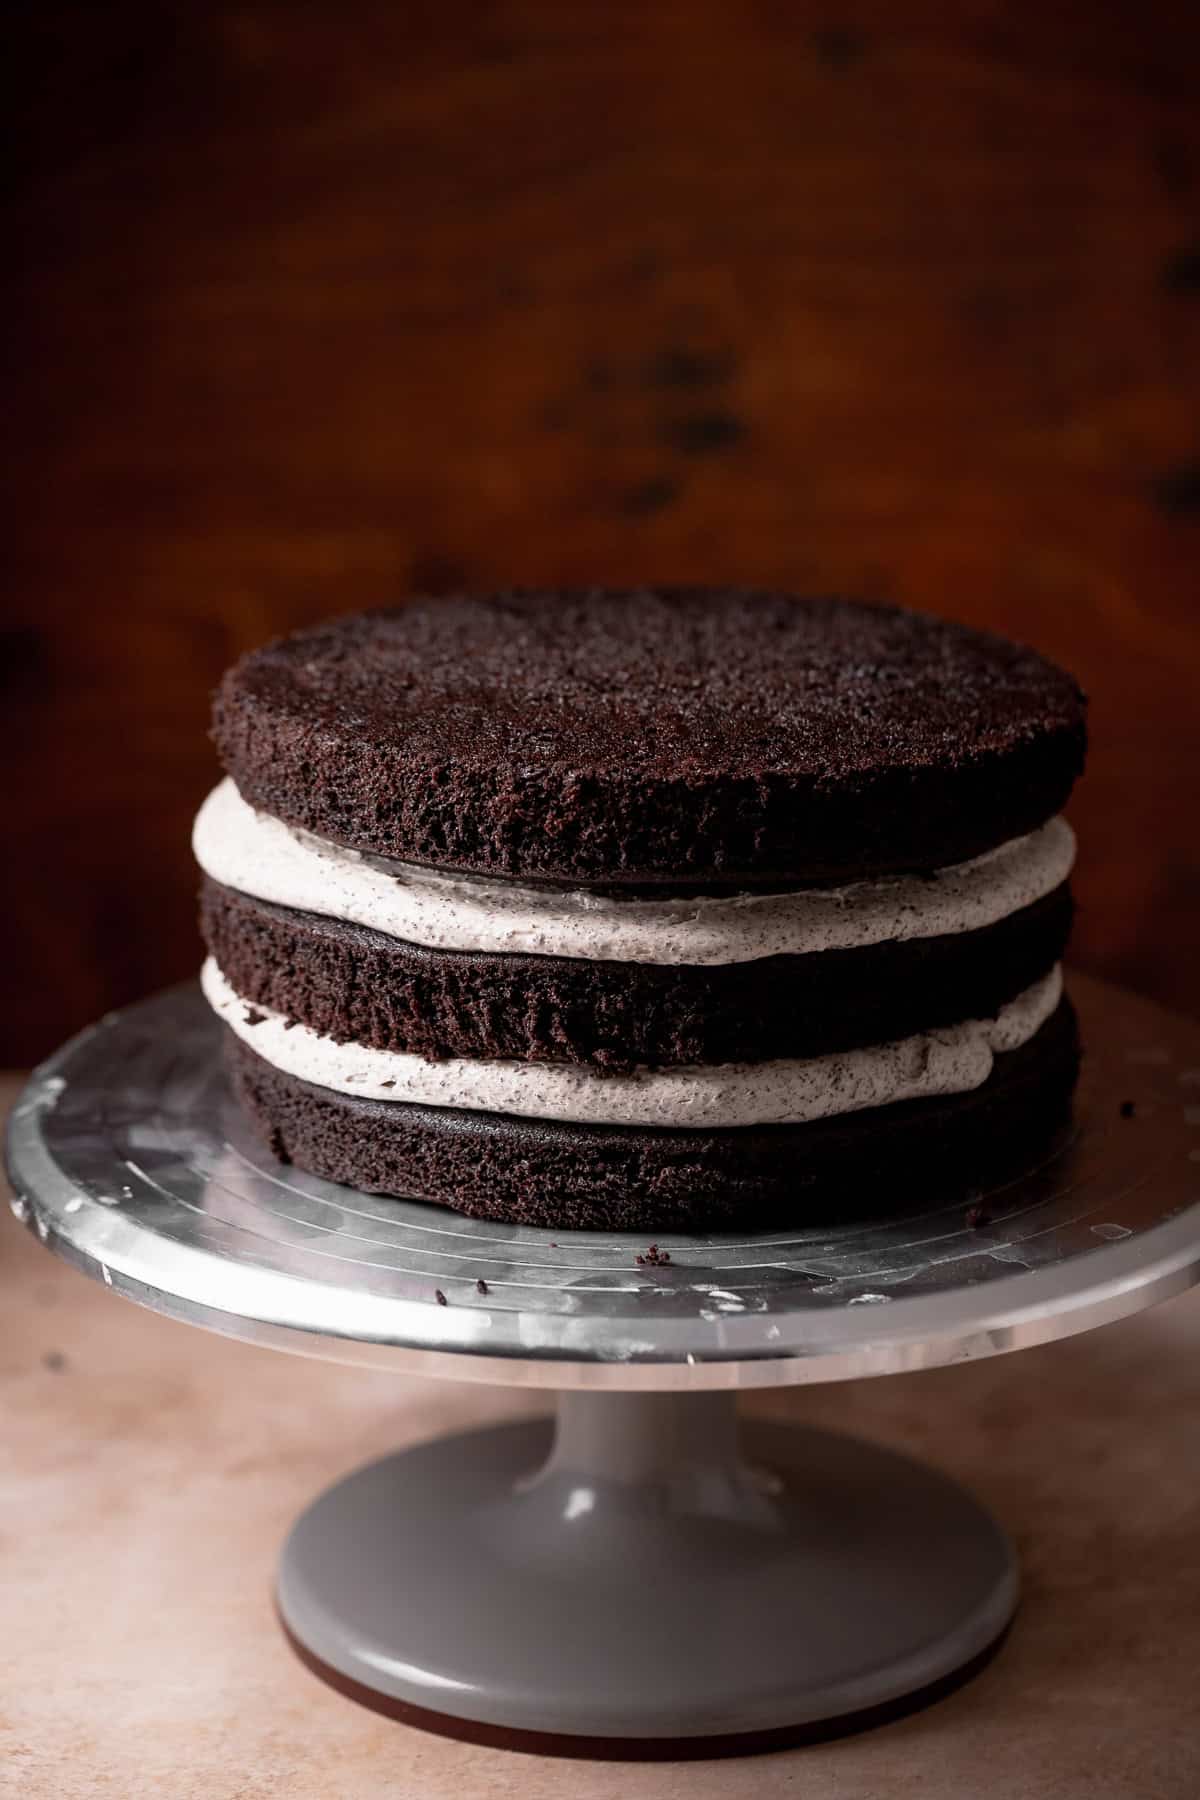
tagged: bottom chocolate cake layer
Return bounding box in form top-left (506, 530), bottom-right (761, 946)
top-left (226, 998), bottom-right (1081, 1232)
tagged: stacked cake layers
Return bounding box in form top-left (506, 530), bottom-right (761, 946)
top-left (195, 591), bottom-right (1086, 1229)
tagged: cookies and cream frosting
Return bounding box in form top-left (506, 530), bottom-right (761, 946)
top-left (203, 956), bottom-right (1063, 1130)
top-left (194, 778), bottom-right (1074, 969)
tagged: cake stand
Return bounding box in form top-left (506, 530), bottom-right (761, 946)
top-left (8, 973), bottom-right (1200, 1758)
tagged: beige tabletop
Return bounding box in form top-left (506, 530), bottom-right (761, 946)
top-left (3, 1067), bottom-right (1199, 1800)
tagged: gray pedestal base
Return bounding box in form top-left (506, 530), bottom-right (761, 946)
top-left (277, 1392), bottom-right (1017, 1750)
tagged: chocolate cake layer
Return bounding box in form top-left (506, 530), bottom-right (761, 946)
top-left (202, 875), bottom-right (1074, 1071)
top-left (227, 997), bottom-right (1081, 1232)
top-left (212, 591), bottom-right (1086, 888)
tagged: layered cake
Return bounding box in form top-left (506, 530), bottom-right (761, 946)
top-left (194, 590), bottom-right (1085, 1230)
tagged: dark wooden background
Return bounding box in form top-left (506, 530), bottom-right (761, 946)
top-left (5, 2), bottom-right (1199, 1064)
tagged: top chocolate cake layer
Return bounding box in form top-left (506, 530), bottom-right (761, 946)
top-left (213, 590), bottom-right (1086, 887)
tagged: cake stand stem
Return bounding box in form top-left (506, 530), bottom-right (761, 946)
top-left (538, 1387), bottom-right (747, 1490)
top-left (276, 1387), bottom-right (1019, 1754)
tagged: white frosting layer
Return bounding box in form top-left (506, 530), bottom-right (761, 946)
top-left (194, 779), bottom-right (1075, 968)
top-left (203, 958), bottom-right (1063, 1130)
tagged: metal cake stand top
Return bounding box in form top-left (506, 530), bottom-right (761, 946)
top-left (7, 974), bottom-right (1200, 1390)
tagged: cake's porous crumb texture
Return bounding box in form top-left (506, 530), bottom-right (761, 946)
top-left (201, 875), bottom-right (1074, 1071)
top-left (212, 590), bottom-right (1086, 886)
